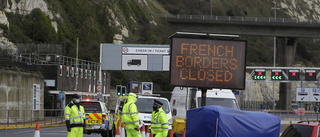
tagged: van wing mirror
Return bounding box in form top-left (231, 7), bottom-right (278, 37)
top-left (172, 109), bottom-right (177, 116)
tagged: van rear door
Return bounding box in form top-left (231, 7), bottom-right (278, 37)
top-left (80, 102), bottom-right (103, 126)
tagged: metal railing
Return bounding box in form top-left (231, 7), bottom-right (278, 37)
top-left (163, 14), bottom-right (320, 25)
top-left (0, 109), bottom-right (65, 127)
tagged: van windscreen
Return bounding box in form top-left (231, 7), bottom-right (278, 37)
top-left (136, 98), bottom-right (170, 113)
top-left (80, 102), bottom-right (102, 113)
top-left (197, 97), bottom-right (239, 109)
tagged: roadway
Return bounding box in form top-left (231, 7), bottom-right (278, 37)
top-left (0, 126), bottom-right (101, 137)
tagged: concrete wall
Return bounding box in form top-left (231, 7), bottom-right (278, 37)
top-left (0, 69), bottom-right (44, 123)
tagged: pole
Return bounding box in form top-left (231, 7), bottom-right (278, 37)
top-left (271, 0), bottom-right (279, 110)
top-left (75, 37), bottom-right (79, 90)
top-left (200, 88), bottom-right (207, 107)
top-left (210, 0), bottom-right (212, 18)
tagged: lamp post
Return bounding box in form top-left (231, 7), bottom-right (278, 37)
top-left (271, 0), bottom-right (280, 110)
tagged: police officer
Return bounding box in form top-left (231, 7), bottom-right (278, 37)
top-left (122, 92), bottom-right (141, 137)
top-left (65, 94), bottom-right (86, 137)
top-left (151, 100), bottom-right (168, 137)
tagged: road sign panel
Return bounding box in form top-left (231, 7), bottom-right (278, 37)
top-left (297, 108), bottom-right (305, 115)
top-left (97, 85), bottom-right (102, 92)
top-left (305, 70), bottom-right (317, 81)
top-left (253, 69), bottom-right (266, 80)
top-left (271, 69), bottom-right (282, 80)
top-left (289, 69), bottom-right (300, 80)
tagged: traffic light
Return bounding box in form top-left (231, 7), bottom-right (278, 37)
top-left (253, 69), bottom-right (266, 80)
top-left (289, 69), bottom-right (300, 80)
top-left (271, 69), bottom-right (282, 80)
top-left (59, 65), bottom-right (63, 76)
top-left (305, 70), bottom-right (317, 81)
top-left (66, 66), bottom-right (69, 77)
top-left (116, 85), bottom-right (122, 96)
top-left (121, 86), bottom-right (126, 96)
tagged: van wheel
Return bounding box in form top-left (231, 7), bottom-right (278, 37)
top-left (109, 129), bottom-right (115, 137)
top-left (101, 131), bottom-right (109, 137)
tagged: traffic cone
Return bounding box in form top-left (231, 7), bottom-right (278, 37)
top-left (182, 129), bottom-right (185, 137)
top-left (146, 125), bottom-right (150, 137)
top-left (115, 124), bottom-right (121, 137)
top-left (34, 121), bottom-right (40, 137)
top-left (120, 123), bottom-right (125, 137)
top-left (141, 124), bottom-right (145, 137)
top-left (149, 132), bottom-right (153, 137)
top-left (169, 129), bottom-right (173, 137)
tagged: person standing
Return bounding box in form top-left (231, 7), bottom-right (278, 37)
top-left (65, 94), bottom-right (86, 137)
top-left (122, 92), bottom-right (141, 137)
top-left (151, 100), bottom-right (168, 137)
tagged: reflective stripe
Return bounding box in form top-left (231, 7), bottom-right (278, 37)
top-left (162, 123), bottom-right (169, 125)
top-left (70, 121), bottom-right (84, 124)
top-left (162, 128), bottom-right (168, 129)
top-left (123, 120), bottom-right (139, 124)
top-left (65, 113), bottom-right (70, 116)
top-left (70, 116), bottom-right (83, 119)
top-left (65, 118), bottom-right (70, 120)
top-left (151, 122), bottom-right (161, 124)
top-left (122, 112), bottom-right (138, 115)
top-left (128, 103), bottom-right (133, 114)
top-left (128, 94), bottom-right (136, 98)
top-left (151, 127), bottom-right (163, 129)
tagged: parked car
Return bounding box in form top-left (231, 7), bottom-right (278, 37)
top-left (80, 99), bottom-right (114, 137)
top-left (281, 121), bottom-right (320, 137)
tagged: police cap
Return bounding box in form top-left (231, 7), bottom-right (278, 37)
top-left (154, 100), bottom-right (163, 106)
top-left (72, 94), bottom-right (80, 99)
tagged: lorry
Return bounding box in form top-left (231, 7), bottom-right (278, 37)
top-left (114, 94), bottom-right (173, 134)
top-left (170, 87), bottom-right (239, 135)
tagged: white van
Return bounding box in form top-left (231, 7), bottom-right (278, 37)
top-left (170, 87), bottom-right (239, 118)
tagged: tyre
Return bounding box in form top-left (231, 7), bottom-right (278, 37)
top-left (101, 130), bottom-right (109, 137)
top-left (109, 129), bottom-right (115, 137)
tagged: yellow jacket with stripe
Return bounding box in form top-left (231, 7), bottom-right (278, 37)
top-left (121, 93), bottom-right (139, 129)
top-left (65, 101), bottom-right (86, 127)
top-left (151, 107), bottom-right (168, 136)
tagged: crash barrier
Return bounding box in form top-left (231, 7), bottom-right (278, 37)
top-left (0, 109), bottom-right (65, 128)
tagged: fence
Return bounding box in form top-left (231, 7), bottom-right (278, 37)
top-left (0, 109), bottom-right (65, 127)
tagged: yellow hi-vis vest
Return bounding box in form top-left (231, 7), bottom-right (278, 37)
top-left (65, 101), bottom-right (86, 127)
top-left (151, 107), bottom-right (169, 136)
top-left (121, 93), bottom-right (139, 129)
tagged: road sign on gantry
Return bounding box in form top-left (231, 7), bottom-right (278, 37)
top-left (271, 69), bottom-right (282, 80)
top-left (296, 88), bottom-right (309, 102)
top-left (169, 37), bottom-right (247, 89)
top-left (253, 69), bottom-right (266, 80)
top-left (289, 69), bottom-right (300, 80)
top-left (305, 70), bottom-right (317, 81)
top-left (309, 88), bottom-right (320, 102)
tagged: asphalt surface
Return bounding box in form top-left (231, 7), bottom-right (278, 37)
top-left (0, 126), bottom-right (103, 137)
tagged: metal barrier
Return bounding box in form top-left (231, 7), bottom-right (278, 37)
top-left (163, 14), bottom-right (320, 25)
top-left (0, 109), bottom-right (65, 127)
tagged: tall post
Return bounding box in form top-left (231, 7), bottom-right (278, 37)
top-left (75, 37), bottom-right (79, 90)
top-left (271, 0), bottom-right (280, 110)
top-left (210, 0), bottom-right (212, 18)
top-left (201, 88), bottom-right (207, 107)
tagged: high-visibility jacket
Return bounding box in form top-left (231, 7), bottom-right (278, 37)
top-left (122, 93), bottom-right (139, 129)
top-left (151, 107), bottom-right (169, 136)
top-left (65, 101), bottom-right (86, 127)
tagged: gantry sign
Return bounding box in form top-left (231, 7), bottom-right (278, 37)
top-left (169, 36), bottom-right (247, 89)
